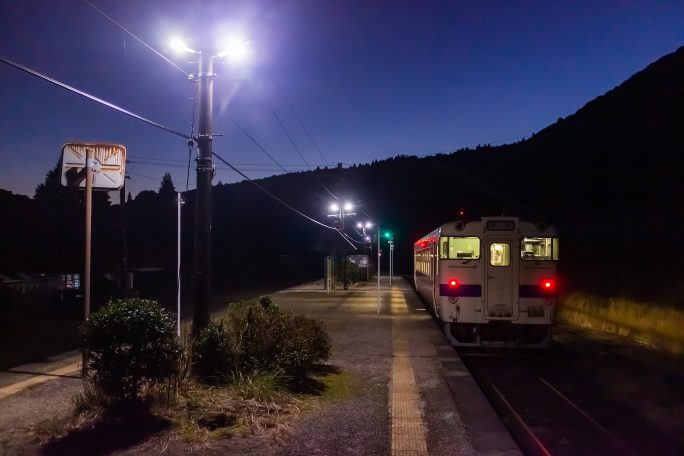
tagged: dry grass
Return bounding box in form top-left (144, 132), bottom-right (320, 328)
top-left (559, 292), bottom-right (684, 352)
top-left (37, 370), bottom-right (354, 453)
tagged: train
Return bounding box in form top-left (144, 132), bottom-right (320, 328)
top-left (414, 217), bottom-right (558, 347)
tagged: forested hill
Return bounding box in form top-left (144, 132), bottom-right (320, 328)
top-left (1, 46), bottom-right (682, 306)
top-left (217, 45), bottom-right (684, 303)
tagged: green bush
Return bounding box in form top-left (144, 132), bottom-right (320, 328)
top-left (192, 297), bottom-right (331, 385)
top-left (82, 298), bottom-right (181, 401)
top-left (192, 321), bottom-right (236, 380)
top-left (269, 314), bottom-right (331, 380)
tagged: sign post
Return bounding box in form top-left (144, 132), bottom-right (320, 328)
top-left (61, 143), bottom-right (126, 376)
top-left (175, 192), bottom-right (186, 338)
top-left (84, 149), bottom-right (94, 326)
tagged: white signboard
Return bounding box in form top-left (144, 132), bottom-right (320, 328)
top-left (347, 255), bottom-right (369, 267)
top-left (60, 143), bottom-right (126, 190)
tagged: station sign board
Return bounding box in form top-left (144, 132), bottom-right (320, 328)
top-left (60, 143), bottom-right (127, 190)
top-left (347, 254), bottom-right (369, 267)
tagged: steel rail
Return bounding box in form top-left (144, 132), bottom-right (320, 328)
top-left (535, 374), bottom-right (639, 456)
top-left (473, 373), bottom-right (552, 456)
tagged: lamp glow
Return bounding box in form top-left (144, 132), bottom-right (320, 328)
top-left (216, 38), bottom-right (250, 62)
top-left (169, 37), bottom-right (197, 54)
top-left (330, 203), bottom-right (339, 212)
top-left (344, 202), bottom-right (353, 212)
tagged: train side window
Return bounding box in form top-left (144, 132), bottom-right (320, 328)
top-left (440, 236), bottom-right (480, 260)
top-left (490, 243), bottom-right (510, 266)
top-left (521, 237), bottom-right (559, 261)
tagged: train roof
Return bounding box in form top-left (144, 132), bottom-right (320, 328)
top-left (415, 217), bottom-right (557, 245)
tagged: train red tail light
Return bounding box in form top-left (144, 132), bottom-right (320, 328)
top-left (448, 278), bottom-right (460, 288)
top-left (540, 278), bottom-right (555, 291)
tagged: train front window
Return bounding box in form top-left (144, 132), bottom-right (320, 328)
top-left (490, 243), bottom-right (510, 266)
top-left (439, 236), bottom-right (480, 260)
top-left (521, 237), bottom-right (559, 261)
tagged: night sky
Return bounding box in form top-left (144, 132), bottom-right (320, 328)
top-left (1, 0), bottom-right (682, 199)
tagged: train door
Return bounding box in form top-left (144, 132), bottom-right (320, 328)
top-left (484, 239), bottom-right (519, 319)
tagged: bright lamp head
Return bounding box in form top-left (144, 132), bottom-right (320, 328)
top-left (216, 38), bottom-right (250, 62)
top-left (170, 37), bottom-right (197, 54)
top-left (343, 202), bottom-right (353, 212)
top-left (330, 203), bottom-right (339, 212)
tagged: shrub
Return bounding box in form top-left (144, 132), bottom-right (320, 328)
top-left (192, 321), bottom-right (237, 380)
top-left (227, 301), bottom-right (331, 382)
top-left (82, 298), bottom-right (181, 401)
top-left (192, 297), bottom-right (332, 386)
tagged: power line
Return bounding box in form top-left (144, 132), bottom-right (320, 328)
top-left (261, 94), bottom-right (338, 199)
top-left (0, 56), bottom-right (191, 140)
top-left (132, 154), bottom-right (335, 167)
top-left (263, 94), bottom-right (313, 170)
top-left (232, 119), bottom-right (289, 173)
top-left (127, 159), bottom-right (297, 173)
top-left (272, 81), bottom-right (330, 166)
top-left (211, 150), bottom-right (341, 232)
top-left (127, 171), bottom-right (161, 181)
top-left (81, 0), bottom-right (189, 77)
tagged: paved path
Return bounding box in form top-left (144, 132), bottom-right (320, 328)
top-left (273, 277), bottom-right (477, 455)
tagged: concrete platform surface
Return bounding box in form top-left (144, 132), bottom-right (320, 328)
top-left (0, 277), bottom-right (520, 455)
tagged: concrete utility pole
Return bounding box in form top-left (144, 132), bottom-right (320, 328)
top-left (193, 52), bottom-right (214, 334)
top-left (119, 177), bottom-right (129, 295)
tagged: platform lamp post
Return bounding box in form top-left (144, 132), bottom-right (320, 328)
top-left (170, 36), bottom-right (250, 334)
top-left (356, 221), bottom-right (373, 280)
top-left (328, 201), bottom-right (355, 289)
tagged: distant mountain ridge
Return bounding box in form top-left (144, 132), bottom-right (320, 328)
top-left (2, 46), bottom-right (682, 305)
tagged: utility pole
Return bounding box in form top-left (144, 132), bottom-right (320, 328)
top-left (193, 52), bottom-right (214, 334)
top-left (119, 176), bottom-right (129, 296)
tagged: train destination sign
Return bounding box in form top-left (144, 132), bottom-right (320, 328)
top-left (60, 143), bottom-right (127, 190)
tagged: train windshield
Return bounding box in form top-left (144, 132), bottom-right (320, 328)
top-left (439, 236), bottom-right (481, 260)
top-left (521, 237), bottom-right (559, 260)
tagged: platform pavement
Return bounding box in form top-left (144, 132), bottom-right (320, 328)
top-left (273, 276), bottom-right (521, 456)
top-left (0, 277), bottom-right (520, 455)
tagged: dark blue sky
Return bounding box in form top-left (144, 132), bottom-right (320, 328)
top-left (1, 0), bottom-right (682, 199)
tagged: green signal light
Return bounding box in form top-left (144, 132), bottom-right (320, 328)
top-left (384, 231), bottom-right (392, 239)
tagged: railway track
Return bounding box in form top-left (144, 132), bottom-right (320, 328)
top-left (461, 351), bottom-right (640, 456)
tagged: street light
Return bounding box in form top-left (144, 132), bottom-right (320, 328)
top-left (171, 35), bottom-right (250, 334)
top-left (356, 221), bottom-right (374, 280)
top-left (327, 201), bottom-right (355, 230)
top-left (326, 200), bottom-right (355, 289)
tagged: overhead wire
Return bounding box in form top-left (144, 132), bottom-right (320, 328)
top-left (232, 119), bottom-right (289, 173)
top-left (211, 150), bottom-right (356, 249)
top-left (272, 81), bottom-right (330, 166)
top-left (81, 0), bottom-right (190, 77)
top-left (0, 57), bottom-right (191, 140)
top-left (260, 92), bottom-right (337, 199)
top-left (127, 159), bottom-right (301, 173)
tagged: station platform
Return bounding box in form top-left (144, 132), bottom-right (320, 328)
top-left (0, 277), bottom-right (521, 455)
top-left (273, 276), bottom-right (521, 455)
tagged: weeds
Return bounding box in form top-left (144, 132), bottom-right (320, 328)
top-left (227, 370), bottom-right (282, 402)
top-left (560, 292), bottom-right (684, 351)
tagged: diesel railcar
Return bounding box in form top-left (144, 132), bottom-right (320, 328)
top-left (414, 217), bottom-right (558, 347)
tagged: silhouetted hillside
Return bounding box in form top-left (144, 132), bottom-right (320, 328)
top-left (2, 47), bottom-right (682, 307)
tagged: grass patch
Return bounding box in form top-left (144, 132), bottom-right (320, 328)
top-left (559, 292), bottom-right (684, 352)
top-left (32, 415), bottom-right (70, 437)
top-left (317, 371), bottom-right (355, 403)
